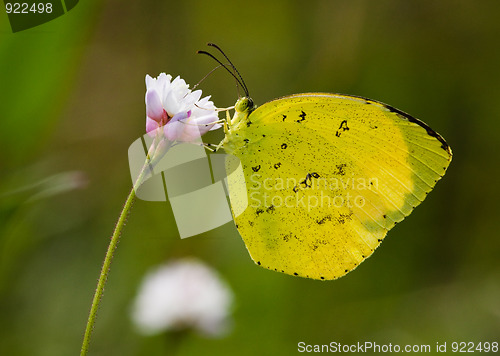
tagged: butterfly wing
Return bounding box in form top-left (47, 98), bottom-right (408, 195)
top-left (223, 93), bottom-right (452, 280)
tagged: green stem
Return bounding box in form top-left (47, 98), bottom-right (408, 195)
top-left (80, 137), bottom-right (170, 355)
top-left (80, 184), bottom-right (136, 356)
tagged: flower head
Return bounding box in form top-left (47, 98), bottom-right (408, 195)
top-left (131, 258), bottom-right (233, 337)
top-left (145, 73), bottom-right (220, 141)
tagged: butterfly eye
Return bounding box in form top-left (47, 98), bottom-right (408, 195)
top-left (235, 97), bottom-right (254, 113)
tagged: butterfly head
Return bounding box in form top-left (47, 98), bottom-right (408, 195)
top-left (222, 96), bottom-right (256, 151)
top-left (235, 96), bottom-right (255, 115)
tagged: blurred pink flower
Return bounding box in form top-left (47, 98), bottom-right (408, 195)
top-left (131, 258), bottom-right (233, 337)
top-left (145, 73), bottom-right (220, 141)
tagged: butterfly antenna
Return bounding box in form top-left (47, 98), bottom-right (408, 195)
top-left (191, 64), bottom-right (222, 91)
top-left (207, 43), bottom-right (249, 97)
top-left (197, 50), bottom-right (246, 96)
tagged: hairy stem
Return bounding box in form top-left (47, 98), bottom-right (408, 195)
top-left (80, 185), bottom-right (136, 356)
top-left (80, 136), bottom-right (170, 356)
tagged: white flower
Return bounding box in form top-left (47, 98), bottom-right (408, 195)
top-left (145, 73), bottom-right (221, 141)
top-left (131, 258), bottom-right (233, 337)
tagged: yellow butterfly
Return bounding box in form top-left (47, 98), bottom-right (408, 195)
top-left (202, 44), bottom-right (452, 280)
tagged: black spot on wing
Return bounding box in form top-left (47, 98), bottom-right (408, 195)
top-left (281, 143), bottom-right (287, 149)
top-left (297, 111), bottom-right (306, 123)
top-left (300, 174), bottom-right (313, 188)
top-left (298, 172), bottom-right (321, 190)
top-left (274, 162), bottom-right (282, 169)
top-left (334, 163), bottom-right (347, 176)
top-left (335, 120), bottom-right (350, 137)
top-left (252, 165), bottom-right (261, 172)
top-left (337, 212), bottom-right (353, 224)
top-left (316, 215), bottom-right (332, 225)
top-left (282, 114), bottom-right (287, 121)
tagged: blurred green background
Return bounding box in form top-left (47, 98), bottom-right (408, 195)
top-left (1, 1), bottom-right (500, 355)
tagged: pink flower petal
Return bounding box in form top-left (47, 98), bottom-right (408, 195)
top-left (164, 120), bottom-right (184, 141)
top-left (145, 74), bottom-right (155, 88)
top-left (145, 73), bottom-right (221, 139)
top-left (164, 90), bottom-right (180, 117)
top-left (165, 112), bottom-right (205, 141)
top-left (146, 117), bottom-right (160, 137)
top-left (146, 90), bottom-right (164, 122)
